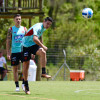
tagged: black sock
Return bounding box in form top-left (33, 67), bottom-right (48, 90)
top-left (25, 80), bottom-right (29, 87)
top-left (22, 79), bottom-right (25, 84)
top-left (42, 67), bottom-right (46, 74)
top-left (25, 80), bottom-right (29, 91)
top-left (15, 81), bottom-right (19, 87)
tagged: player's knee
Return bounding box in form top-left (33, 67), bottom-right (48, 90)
top-left (13, 66), bottom-right (18, 72)
top-left (39, 48), bottom-right (46, 55)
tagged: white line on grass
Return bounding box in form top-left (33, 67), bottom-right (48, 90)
top-left (0, 94), bottom-right (56, 100)
top-left (74, 89), bottom-right (100, 94)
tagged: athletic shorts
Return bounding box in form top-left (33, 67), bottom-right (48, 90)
top-left (22, 44), bottom-right (40, 62)
top-left (0, 67), bottom-right (6, 74)
top-left (11, 52), bottom-right (23, 66)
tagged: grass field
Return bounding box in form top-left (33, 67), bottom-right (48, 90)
top-left (0, 81), bottom-right (100, 100)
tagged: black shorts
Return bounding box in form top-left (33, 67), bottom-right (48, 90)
top-left (0, 67), bottom-right (6, 74)
top-left (22, 44), bottom-right (40, 62)
top-left (11, 52), bottom-right (23, 66)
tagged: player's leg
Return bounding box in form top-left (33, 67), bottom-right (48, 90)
top-left (2, 69), bottom-right (7, 80)
top-left (22, 46), bottom-right (31, 94)
top-left (20, 52), bottom-right (25, 91)
top-left (22, 78), bottom-right (25, 91)
top-left (23, 61), bottom-right (30, 94)
top-left (21, 65), bottom-right (25, 91)
top-left (23, 61), bottom-right (29, 81)
top-left (0, 68), bottom-right (3, 80)
top-left (0, 67), bottom-right (7, 80)
top-left (13, 65), bottom-right (20, 91)
top-left (11, 53), bottom-right (20, 92)
top-left (36, 48), bottom-right (51, 78)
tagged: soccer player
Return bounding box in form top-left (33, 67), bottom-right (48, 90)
top-left (6, 14), bottom-right (27, 92)
top-left (22, 17), bottom-right (53, 94)
top-left (0, 51), bottom-right (8, 81)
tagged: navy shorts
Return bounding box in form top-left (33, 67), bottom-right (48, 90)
top-left (22, 44), bottom-right (40, 62)
top-left (11, 52), bottom-right (23, 66)
top-left (0, 67), bottom-right (6, 74)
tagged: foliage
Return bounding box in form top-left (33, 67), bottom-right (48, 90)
top-left (43, 0), bottom-right (100, 71)
top-left (0, 19), bottom-right (12, 48)
top-left (0, 0), bottom-right (100, 72)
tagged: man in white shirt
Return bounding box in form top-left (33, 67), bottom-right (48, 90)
top-left (0, 51), bottom-right (8, 81)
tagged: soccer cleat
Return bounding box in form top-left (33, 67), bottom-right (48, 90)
top-left (22, 84), bottom-right (25, 91)
top-left (16, 87), bottom-right (20, 92)
top-left (25, 91), bottom-right (30, 95)
top-left (25, 86), bottom-right (30, 95)
top-left (41, 74), bottom-right (51, 78)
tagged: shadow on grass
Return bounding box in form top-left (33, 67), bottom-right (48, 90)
top-left (6, 91), bottom-right (44, 96)
top-left (0, 91), bottom-right (26, 95)
top-left (1, 90), bottom-right (45, 97)
top-left (7, 91), bottom-right (28, 95)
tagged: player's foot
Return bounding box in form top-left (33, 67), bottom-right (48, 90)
top-left (25, 86), bottom-right (30, 95)
top-left (41, 74), bottom-right (51, 78)
top-left (16, 87), bottom-right (20, 92)
top-left (22, 84), bottom-right (25, 91)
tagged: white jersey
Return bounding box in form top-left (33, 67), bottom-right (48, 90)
top-left (0, 56), bottom-right (6, 67)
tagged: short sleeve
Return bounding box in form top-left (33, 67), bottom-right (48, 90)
top-left (33, 23), bottom-right (42, 37)
top-left (34, 29), bottom-right (38, 36)
top-left (3, 57), bottom-right (6, 64)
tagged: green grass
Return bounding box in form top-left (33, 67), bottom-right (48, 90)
top-left (0, 81), bottom-right (100, 100)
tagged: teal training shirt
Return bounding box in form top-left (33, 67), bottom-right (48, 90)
top-left (11, 26), bottom-right (26, 53)
top-left (22, 23), bottom-right (46, 47)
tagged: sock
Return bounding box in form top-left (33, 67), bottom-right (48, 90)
top-left (25, 80), bottom-right (29, 87)
top-left (15, 81), bottom-right (19, 87)
top-left (22, 79), bottom-right (25, 84)
top-left (42, 67), bottom-right (46, 74)
top-left (25, 80), bottom-right (29, 91)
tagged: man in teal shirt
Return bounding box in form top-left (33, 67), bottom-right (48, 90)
top-left (22, 17), bottom-right (53, 94)
top-left (6, 14), bottom-right (27, 92)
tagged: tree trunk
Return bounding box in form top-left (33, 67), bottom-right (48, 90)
top-left (36, 16), bottom-right (43, 81)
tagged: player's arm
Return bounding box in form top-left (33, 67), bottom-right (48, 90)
top-left (33, 35), bottom-right (48, 51)
top-left (24, 27), bottom-right (27, 35)
top-left (6, 28), bottom-right (12, 60)
top-left (39, 36), bottom-right (43, 43)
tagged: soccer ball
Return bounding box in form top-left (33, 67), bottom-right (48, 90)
top-left (82, 8), bottom-right (93, 18)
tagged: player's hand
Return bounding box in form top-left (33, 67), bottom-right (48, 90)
top-left (31, 54), bottom-right (35, 60)
top-left (43, 46), bottom-right (48, 51)
top-left (7, 54), bottom-right (11, 60)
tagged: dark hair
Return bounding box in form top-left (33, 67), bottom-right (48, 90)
top-left (44, 17), bottom-right (53, 22)
top-left (14, 14), bottom-right (21, 18)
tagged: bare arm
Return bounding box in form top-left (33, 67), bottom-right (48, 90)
top-left (39, 36), bottom-right (43, 43)
top-left (6, 28), bottom-right (12, 60)
top-left (24, 27), bottom-right (27, 35)
top-left (33, 35), bottom-right (48, 51)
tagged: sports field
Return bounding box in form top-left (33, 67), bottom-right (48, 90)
top-left (0, 81), bottom-right (100, 100)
